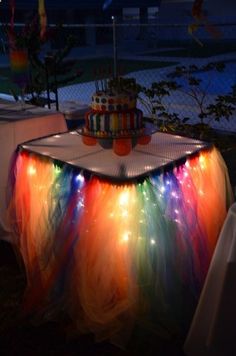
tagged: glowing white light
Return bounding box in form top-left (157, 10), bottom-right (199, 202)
top-left (78, 201), bottom-right (85, 208)
top-left (174, 209), bottom-right (179, 214)
top-left (54, 166), bottom-right (61, 175)
top-left (199, 156), bottom-right (206, 170)
top-left (119, 191), bottom-right (129, 206)
top-left (76, 174), bottom-right (84, 183)
top-left (160, 186), bottom-right (165, 193)
top-left (150, 239), bottom-right (156, 245)
top-left (171, 191), bottom-right (178, 198)
top-left (122, 231), bottom-right (131, 242)
top-left (185, 151), bottom-right (192, 155)
top-left (53, 135), bottom-right (61, 138)
top-left (69, 131), bottom-right (77, 135)
top-left (28, 166), bottom-right (36, 176)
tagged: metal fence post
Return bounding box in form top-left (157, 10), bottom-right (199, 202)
top-left (112, 16), bottom-right (117, 78)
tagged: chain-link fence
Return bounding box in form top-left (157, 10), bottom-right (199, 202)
top-left (1, 21), bottom-right (236, 131)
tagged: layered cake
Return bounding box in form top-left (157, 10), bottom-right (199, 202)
top-left (81, 77), bottom-right (152, 156)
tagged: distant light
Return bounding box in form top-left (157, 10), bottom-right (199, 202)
top-left (111, 16), bottom-right (114, 20)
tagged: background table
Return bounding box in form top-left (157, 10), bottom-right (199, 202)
top-left (0, 99), bottom-right (67, 241)
top-left (7, 130), bottom-right (233, 347)
top-left (184, 202), bottom-right (236, 356)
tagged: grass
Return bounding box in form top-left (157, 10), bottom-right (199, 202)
top-left (0, 57), bottom-right (177, 95)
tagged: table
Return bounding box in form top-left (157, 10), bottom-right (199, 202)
top-left (184, 202), bottom-right (236, 356)
top-left (0, 99), bottom-right (67, 241)
top-left (7, 130), bottom-right (233, 346)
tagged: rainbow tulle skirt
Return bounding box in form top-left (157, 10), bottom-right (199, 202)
top-left (7, 146), bottom-right (233, 345)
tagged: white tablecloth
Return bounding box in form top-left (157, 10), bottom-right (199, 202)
top-left (184, 202), bottom-right (236, 356)
top-left (0, 99), bottom-right (67, 241)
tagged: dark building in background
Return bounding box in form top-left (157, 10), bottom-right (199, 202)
top-left (0, 0), bottom-right (162, 51)
top-left (0, 1), bottom-right (161, 24)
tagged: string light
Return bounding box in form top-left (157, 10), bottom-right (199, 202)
top-left (119, 191), bottom-right (129, 206)
top-left (121, 231), bottom-right (131, 243)
top-left (76, 174), bottom-right (84, 183)
top-left (28, 165), bottom-right (36, 176)
top-left (199, 155), bottom-right (206, 169)
top-left (160, 186), bottom-right (165, 193)
top-left (54, 166), bottom-right (61, 175)
top-left (171, 191), bottom-right (178, 199)
top-left (77, 200), bottom-right (85, 208)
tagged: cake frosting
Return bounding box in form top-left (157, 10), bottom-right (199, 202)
top-left (91, 91), bottom-right (136, 112)
top-left (85, 87), bottom-right (144, 137)
top-left (85, 108), bottom-right (143, 134)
